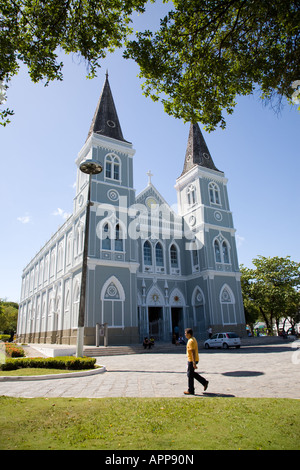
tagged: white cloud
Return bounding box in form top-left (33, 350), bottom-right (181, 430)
top-left (17, 214), bottom-right (31, 224)
top-left (236, 234), bottom-right (245, 248)
top-left (52, 208), bottom-right (71, 220)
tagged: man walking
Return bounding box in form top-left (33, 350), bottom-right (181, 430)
top-left (184, 328), bottom-right (209, 395)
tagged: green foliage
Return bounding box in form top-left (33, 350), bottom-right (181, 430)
top-left (0, 334), bottom-right (11, 342)
top-left (1, 355), bottom-right (96, 371)
top-left (4, 343), bottom-right (25, 358)
top-left (0, 300), bottom-right (19, 334)
top-left (125, 0), bottom-right (300, 130)
top-left (240, 256), bottom-right (300, 332)
top-left (0, 0), bottom-right (147, 122)
top-left (1, 0), bottom-right (299, 129)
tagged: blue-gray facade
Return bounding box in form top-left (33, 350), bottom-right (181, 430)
top-left (17, 76), bottom-right (246, 345)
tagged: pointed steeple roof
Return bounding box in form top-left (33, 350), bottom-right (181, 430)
top-left (180, 123), bottom-right (220, 176)
top-left (86, 72), bottom-right (130, 143)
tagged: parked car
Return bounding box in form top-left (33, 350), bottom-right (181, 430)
top-left (204, 332), bottom-right (241, 349)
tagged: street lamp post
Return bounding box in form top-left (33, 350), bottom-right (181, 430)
top-left (76, 159), bottom-right (103, 357)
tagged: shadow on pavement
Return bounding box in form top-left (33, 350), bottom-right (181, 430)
top-left (192, 392), bottom-right (235, 398)
top-left (201, 345), bottom-right (293, 354)
top-left (222, 370), bottom-right (264, 377)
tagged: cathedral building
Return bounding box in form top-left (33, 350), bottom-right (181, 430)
top-left (17, 75), bottom-right (246, 346)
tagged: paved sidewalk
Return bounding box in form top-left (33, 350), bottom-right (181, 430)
top-left (0, 343), bottom-right (299, 399)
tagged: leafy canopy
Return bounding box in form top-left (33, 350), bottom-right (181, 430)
top-left (0, 0), bottom-right (147, 124)
top-left (1, 0), bottom-right (299, 129)
top-left (125, 0), bottom-right (300, 130)
top-left (240, 256), bottom-right (300, 331)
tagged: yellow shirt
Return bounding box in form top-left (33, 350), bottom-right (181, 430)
top-left (187, 337), bottom-right (199, 362)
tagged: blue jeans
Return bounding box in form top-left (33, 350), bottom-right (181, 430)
top-left (187, 361), bottom-right (207, 394)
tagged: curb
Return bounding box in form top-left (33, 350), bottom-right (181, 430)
top-left (0, 365), bottom-right (106, 382)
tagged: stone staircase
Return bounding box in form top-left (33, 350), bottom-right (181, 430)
top-left (83, 336), bottom-right (290, 357)
top-left (83, 342), bottom-right (186, 357)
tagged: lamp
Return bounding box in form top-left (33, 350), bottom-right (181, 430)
top-left (76, 159), bottom-right (102, 357)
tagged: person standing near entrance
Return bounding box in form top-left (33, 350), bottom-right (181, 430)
top-left (184, 328), bottom-right (209, 395)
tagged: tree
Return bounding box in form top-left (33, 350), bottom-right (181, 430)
top-left (125, 0), bottom-right (300, 130)
top-left (0, 300), bottom-right (19, 338)
top-left (1, 0), bottom-right (299, 128)
top-left (240, 267), bottom-right (260, 334)
top-left (0, 0), bottom-right (147, 125)
top-left (240, 256), bottom-right (300, 334)
top-left (283, 288), bottom-right (300, 334)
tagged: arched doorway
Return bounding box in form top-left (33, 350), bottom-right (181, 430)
top-left (192, 287), bottom-right (206, 339)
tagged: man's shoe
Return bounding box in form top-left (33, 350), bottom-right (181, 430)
top-left (204, 381), bottom-right (209, 391)
top-left (184, 391), bottom-right (194, 395)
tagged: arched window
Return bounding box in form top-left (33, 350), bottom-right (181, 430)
top-left (73, 283), bottom-right (80, 328)
top-left (209, 182), bottom-right (220, 205)
top-left (65, 290), bottom-right (70, 312)
top-left (115, 224), bottom-right (123, 252)
top-left (75, 224), bottom-right (84, 255)
top-left (214, 240), bottom-right (222, 263)
top-left (39, 259), bottom-right (44, 285)
top-left (102, 223), bottom-right (111, 250)
top-left (170, 244), bottom-right (178, 268)
top-left (50, 250), bottom-right (56, 276)
top-left (214, 237), bottom-right (231, 264)
top-left (105, 154), bottom-right (121, 181)
top-left (44, 256), bottom-right (49, 281)
top-left (220, 285), bottom-right (236, 325)
top-left (222, 241), bottom-right (230, 264)
top-left (143, 241), bottom-right (152, 266)
top-left (66, 236), bottom-right (72, 265)
top-left (187, 184), bottom-right (196, 205)
top-left (155, 242), bottom-right (164, 266)
top-left (101, 276), bottom-right (125, 327)
top-left (57, 243), bottom-right (63, 272)
top-left (192, 248), bottom-right (199, 267)
top-left (192, 287), bottom-right (206, 335)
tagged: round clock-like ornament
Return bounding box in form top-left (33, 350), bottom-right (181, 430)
top-left (107, 120), bottom-right (116, 128)
top-left (146, 196), bottom-right (158, 210)
top-left (214, 211), bottom-right (222, 221)
top-left (107, 189), bottom-right (119, 201)
top-left (189, 215), bottom-right (196, 226)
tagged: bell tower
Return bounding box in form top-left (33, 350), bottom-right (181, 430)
top-left (175, 123), bottom-right (245, 337)
top-left (75, 74), bottom-right (139, 345)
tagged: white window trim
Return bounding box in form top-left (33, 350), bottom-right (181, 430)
top-left (143, 240), bottom-right (153, 273)
top-left (100, 276), bottom-right (125, 328)
top-left (169, 241), bottom-right (181, 275)
top-left (220, 284), bottom-right (237, 325)
top-left (213, 235), bottom-right (231, 265)
top-left (155, 241), bottom-right (165, 273)
top-left (208, 181), bottom-right (221, 205)
top-left (104, 153), bottom-right (122, 184)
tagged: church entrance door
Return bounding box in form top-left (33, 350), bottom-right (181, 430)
top-left (171, 307), bottom-right (183, 340)
top-left (148, 307), bottom-right (163, 341)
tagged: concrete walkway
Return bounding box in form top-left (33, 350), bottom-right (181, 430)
top-left (0, 342), bottom-right (299, 399)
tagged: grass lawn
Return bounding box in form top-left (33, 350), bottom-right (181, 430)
top-left (0, 396), bottom-right (299, 450)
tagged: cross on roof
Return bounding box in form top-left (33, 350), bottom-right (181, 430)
top-left (147, 170), bottom-right (153, 185)
top-left (146, 170), bottom-right (153, 184)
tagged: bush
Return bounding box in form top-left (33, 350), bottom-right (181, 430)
top-left (5, 343), bottom-right (25, 358)
top-left (0, 335), bottom-right (11, 342)
top-left (1, 356), bottom-right (96, 371)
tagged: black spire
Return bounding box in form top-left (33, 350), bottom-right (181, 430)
top-left (86, 73), bottom-right (130, 143)
top-left (180, 123), bottom-right (220, 176)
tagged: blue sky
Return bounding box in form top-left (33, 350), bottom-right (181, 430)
top-left (1, 4), bottom-right (299, 302)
